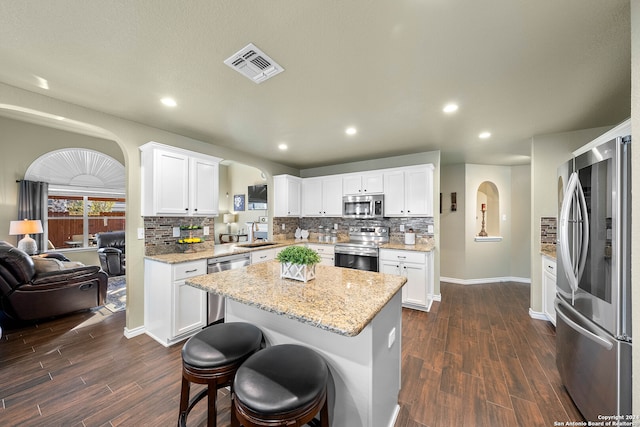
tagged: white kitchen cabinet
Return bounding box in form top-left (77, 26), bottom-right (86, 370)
top-left (383, 165), bottom-right (434, 217)
top-left (140, 142), bottom-right (221, 216)
top-left (306, 243), bottom-right (335, 266)
top-left (542, 255), bottom-right (557, 325)
top-left (144, 259), bottom-right (207, 347)
top-left (379, 249), bottom-right (433, 311)
top-left (302, 175), bottom-right (343, 216)
top-left (343, 172), bottom-right (384, 195)
top-left (273, 175), bottom-right (302, 217)
top-left (251, 248), bottom-right (276, 264)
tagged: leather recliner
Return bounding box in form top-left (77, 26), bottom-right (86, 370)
top-left (96, 231), bottom-right (125, 277)
top-left (0, 241), bottom-right (108, 321)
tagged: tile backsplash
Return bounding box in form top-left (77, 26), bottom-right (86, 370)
top-left (541, 217), bottom-right (557, 244)
top-left (272, 216), bottom-right (434, 244)
top-left (144, 216), bottom-right (215, 255)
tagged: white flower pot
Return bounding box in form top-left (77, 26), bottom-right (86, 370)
top-left (280, 262), bottom-right (316, 282)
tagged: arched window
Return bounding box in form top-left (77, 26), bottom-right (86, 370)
top-left (476, 181), bottom-right (500, 237)
top-left (25, 148), bottom-right (125, 250)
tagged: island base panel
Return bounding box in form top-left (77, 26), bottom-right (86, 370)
top-left (226, 292), bottom-right (402, 427)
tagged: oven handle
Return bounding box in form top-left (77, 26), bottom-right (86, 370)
top-left (334, 247), bottom-right (378, 257)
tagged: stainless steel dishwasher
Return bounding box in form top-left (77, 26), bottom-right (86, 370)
top-left (206, 253), bottom-right (251, 324)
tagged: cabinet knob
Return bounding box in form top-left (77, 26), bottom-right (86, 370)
top-left (185, 208), bottom-right (189, 211)
top-left (194, 208), bottom-right (198, 212)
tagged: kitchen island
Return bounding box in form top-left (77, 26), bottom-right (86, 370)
top-left (186, 261), bottom-right (406, 427)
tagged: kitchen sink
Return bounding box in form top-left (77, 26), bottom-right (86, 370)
top-left (238, 241), bottom-right (279, 248)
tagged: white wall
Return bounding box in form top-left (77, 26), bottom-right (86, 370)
top-left (440, 164), bottom-right (466, 278)
top-left (510, 165), bottom-right (531, 278)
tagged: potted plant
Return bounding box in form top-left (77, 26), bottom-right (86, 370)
top-left (276, 245), bottom-right (321, 282)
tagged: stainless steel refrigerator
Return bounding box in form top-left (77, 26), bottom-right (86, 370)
top-left (556, 135), bottom-right (632, 421)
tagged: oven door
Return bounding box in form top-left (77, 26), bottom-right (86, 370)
top-left (334, 246), bottom-right (378, 271)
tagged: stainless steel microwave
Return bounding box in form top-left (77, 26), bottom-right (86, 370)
top-left (342, 194), bottom-right (384, 219)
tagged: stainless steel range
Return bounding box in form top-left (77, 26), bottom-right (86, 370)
top-left (334, 226), bottom-right (389, 272)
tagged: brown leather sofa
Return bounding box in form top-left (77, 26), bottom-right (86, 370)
top-left (0, 241), bottom-right (107, 321)
top-left (96, 231), bottom-right (125, 277)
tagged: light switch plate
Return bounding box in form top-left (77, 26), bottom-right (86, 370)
top-left (137, 228), bottom-right (145, 240)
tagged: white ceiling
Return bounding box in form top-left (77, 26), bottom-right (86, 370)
top-left (0, 1), bottom-right (631, 169)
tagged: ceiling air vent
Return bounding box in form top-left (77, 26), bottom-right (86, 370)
top-left (224, 43), bottom-right (284, 84)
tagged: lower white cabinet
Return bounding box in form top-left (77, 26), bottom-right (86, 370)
top-left (379, 249), bottom-right (433, 311)
top-left (251, 248), bottom-right (276, 264)
top-left (144, 259), bottom-right (207, 347)
top-left (306, 244), bottom-right (335, 266)
top-left (542, 256), bottom-right (557, 325)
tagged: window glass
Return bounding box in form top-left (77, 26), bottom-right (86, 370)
top-left (48, 195), bottom-right (126, 249)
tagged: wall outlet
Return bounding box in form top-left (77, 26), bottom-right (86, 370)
top-left (203, 226), bottom-right (210, 236)
top-left (334, 223), bottom-right (338, 230)
top-left (137, 228), bottom-right (145, 240)
top-left (388, 327), bottom-right (396, 348)
top-left (282, 223), bottom-right (286, 230)
top-left (399, 224), bottom-right (405, 232)
top-left (172, 227), bottom-right (180, 237)
top-left (427, 224), bottom-right (434, 234)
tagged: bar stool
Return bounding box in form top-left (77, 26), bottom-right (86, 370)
top-left (179, 322), bottom-right (263, 427)
top-left (231, 344), bottom-right (330, 427)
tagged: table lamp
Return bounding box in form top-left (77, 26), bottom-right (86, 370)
top-left (223, 213), bottom-right (237, 233)
top-left (9, 219), bottom-right (44, 255)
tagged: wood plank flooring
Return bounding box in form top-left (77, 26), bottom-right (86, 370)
top-left (0, 281), bottom-right (583, 426)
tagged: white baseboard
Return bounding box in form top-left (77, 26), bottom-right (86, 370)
top-left (440, 276), bottom-right (531, 285)
top-left (123, 325), bottom-right (145, 339)
top-left (432, 293), bottom-right (441, 302)
top-left (528, 308), bottom-right (548, 321)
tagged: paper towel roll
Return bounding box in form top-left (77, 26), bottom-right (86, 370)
top-left (404, 232), bottom-right (416, 245)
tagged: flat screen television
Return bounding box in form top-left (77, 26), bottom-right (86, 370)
top-left (248, 184), bottom-right (267, 210)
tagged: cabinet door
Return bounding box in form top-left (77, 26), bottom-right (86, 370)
top-left (274, 175), bottom-right (301, 217)
top-left (302, 178), bottom-right (323, 216)
top-left (172, 280), bottom-right (206, 337)
top-left (342, 175), bottom-right (362, 195)
top-left (542, 257), bottom-right (557, 325)
top-left (379, 260), bottom-right (405, 302)
top-left (403, 262), bottom-right (427, 307)
top-left (362, 173), bottom-right (384, 193)
top-left (191, 157), bottom-right (218, 215)
top-left (405, 167), bottom-right (433, 216)
top-left (154, 150), bottom-right (190, 215)
top-left (322, 176), bottom-right (343, 216)
top-left (383, 171), bottom-right (406, 215)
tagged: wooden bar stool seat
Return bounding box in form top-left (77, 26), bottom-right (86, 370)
top-left (231, 344), bottom-right (329, 427)
top-left (179, 322), bottom-right (263, 427)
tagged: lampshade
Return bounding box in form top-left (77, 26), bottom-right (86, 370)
top-left (223, 213), bottom-right (237, 224)
top-left (9, 219), bottom-right (43, 255)
top-left (9, 219), bottom-right (43, 235)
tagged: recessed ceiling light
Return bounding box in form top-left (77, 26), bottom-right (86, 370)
top-left (278, 143), bottom-right (288, 150)
top-left (345, 127), bottom-right (357, 135)
top-left (161, 97), bottom-right (177, 107)
top-left (443, 103), bottom-right (458, 113)
top-left (479, 131), bottom-right (491, 139)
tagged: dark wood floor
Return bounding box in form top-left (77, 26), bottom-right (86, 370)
top-left (0, 282), bottom-right (583, 427)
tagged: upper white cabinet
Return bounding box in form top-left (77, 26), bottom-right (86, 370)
top-left (273, 175), bottom-right (302, 217)
top-left (343, 172), bottom-right (384, 195)
top-left (383, 165), bottom-right (434, 217)
top-left (140, 142), bottom-right (221, 216)
top-left (302, 176), bottom-right (342, 216)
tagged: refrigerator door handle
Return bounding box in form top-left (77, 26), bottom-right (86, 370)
top-left (555, 299), bottom-right (613, 350)
top-left (559, 172), bottom-right (580, 298)
top-left (575, 176), bottom-right (589, 286)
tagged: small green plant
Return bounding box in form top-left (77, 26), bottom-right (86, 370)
top-left (276, 246), bottom-right (321, 266)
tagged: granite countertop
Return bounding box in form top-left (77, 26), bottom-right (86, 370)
top-left (145, 238), bottom-right (434, 264)
top-left (541, 244), bottom-right (557, 259)
top-left (186, 261), bottom-right (407, 337)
